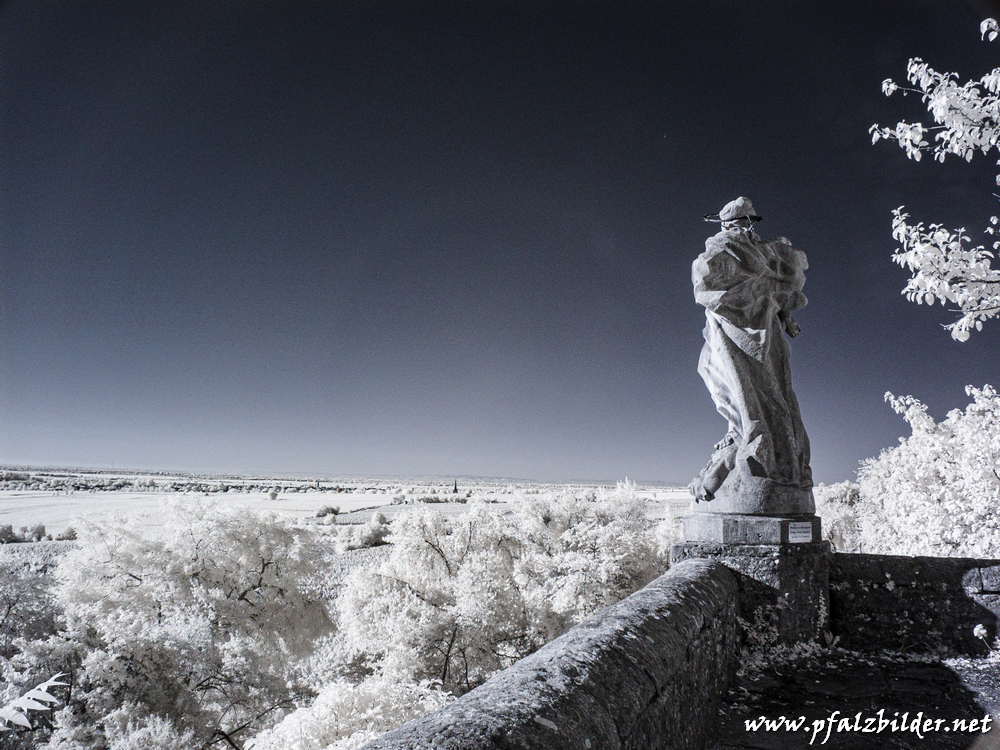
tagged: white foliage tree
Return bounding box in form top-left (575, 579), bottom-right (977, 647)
top-left (13, 498), bottom-right (333, 749)
top-left (813, 481), bottom-right (863, 553)
top-left (245, 677), bottom-right (453, 750)
top-left (335, 503), bottom-right (539, 693)
top-left (511, 485), bottom-right (667, 626)
top-left (852, 385), bottom-right (1000, 557)
top-left (0, 545), bottom-right (60, 659)
top-left (871, 18), bottom-right (1000, 340)
top-left (333, 481), bottom-right (671, 696)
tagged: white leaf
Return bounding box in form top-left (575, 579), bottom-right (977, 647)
top-left (21, 688), bottom-right (59, 704)
top-left (11, 697), bottom-right (49, 712)
top-left (0, 708), bottom-right (31, 729)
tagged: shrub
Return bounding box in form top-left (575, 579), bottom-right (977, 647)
top-left (814, 481), bottom-right (863, 553)
top-left (25, 524), bottom-right (46, 542)
top-left (814, 386), bottom-right (1000, 558)
top-left (0, 524), bottom-right (53, 544)
top-left (334, 512), bottom-right (390, 553)
top-left (855, 386), bottom-right (1000, 558)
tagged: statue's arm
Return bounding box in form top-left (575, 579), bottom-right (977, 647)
top-left (769, 242), bottom-right (807, 334)
top-left (759, 242), bottom-right (808, 314)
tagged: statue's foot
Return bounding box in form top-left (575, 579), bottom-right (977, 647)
top-left (713, 430), bottom-right (739, 452)
top-left (688, 479), bottom-right (714, 503)
top-left (688, 475), bottom-right (716, 503)
top-left (691, 432), bottom-right (742, 504)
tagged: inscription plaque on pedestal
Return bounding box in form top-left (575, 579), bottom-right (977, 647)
top-left (788, 522), bottom-right (814, 544)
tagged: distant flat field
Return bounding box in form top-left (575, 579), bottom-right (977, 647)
top-left (0, 471), bottom-right (693, 536)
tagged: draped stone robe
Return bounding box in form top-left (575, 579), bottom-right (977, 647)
top-left (689, 228), bottom-right (813, 515)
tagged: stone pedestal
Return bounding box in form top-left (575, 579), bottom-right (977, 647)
top-left (680, 493), bottom-right (828, 644)
top-left (683, 512), bottom-right (822, 544)
top-left (671, 541), bottom-right (831, 645)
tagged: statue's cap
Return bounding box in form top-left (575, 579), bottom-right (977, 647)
top-left (704, 197), bottom-right (762, 223)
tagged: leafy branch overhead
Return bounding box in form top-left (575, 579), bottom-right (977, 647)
top-left (871, 18), bottom-right (1000, 341)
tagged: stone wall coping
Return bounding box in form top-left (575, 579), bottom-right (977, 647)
top-left (829, 551), bottom-right (1000, 655)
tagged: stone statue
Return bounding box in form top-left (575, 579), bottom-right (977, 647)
top-left (688, 197), bottom-right (813, 516)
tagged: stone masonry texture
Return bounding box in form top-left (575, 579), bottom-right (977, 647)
top-left (670, 542), bottom-right (832, 644)
top-left (359, 559), bottom-right (740, 750)
top-left (830, 552), bottom-right (1000, 655)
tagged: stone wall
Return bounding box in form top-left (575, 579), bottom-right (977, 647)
top-left (830, 553), bottom-right (1000, 655)
top-left (359, 559), bottom-right (740, 750)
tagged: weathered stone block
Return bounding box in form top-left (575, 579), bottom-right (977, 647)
top-left (963, 566), bottom-right (984, 592)
top-left (980, 565), bottom-right (1000, 592)
top-left (671, 541), bottom-right (830, 645)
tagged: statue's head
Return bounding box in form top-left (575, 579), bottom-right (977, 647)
top-left (704, 197), bottom-right (762, 231)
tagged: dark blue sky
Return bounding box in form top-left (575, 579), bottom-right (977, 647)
top-left (1, 0), bottom-right (998, 483)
